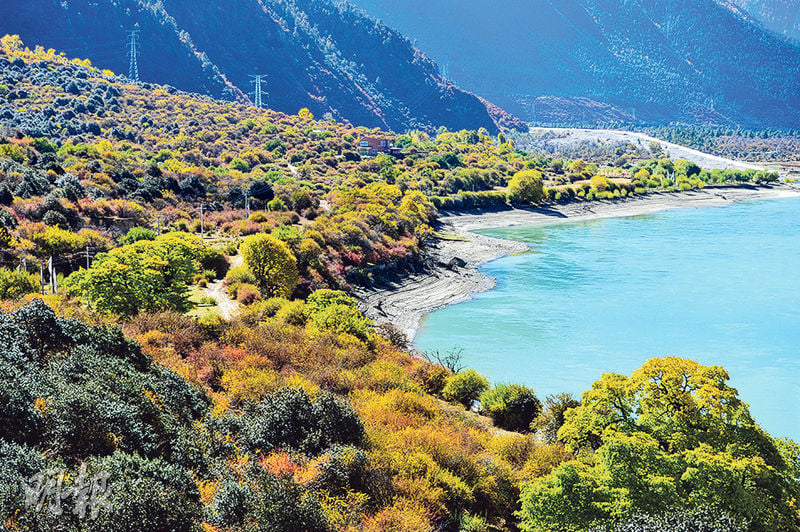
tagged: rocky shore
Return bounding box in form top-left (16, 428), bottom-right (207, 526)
top-left (355, 185), bottom-right (800, 343)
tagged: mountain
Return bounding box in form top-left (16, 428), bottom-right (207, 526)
top-left (0, 0), bottom-right (503, 133)
top-left (736, 0), bottom-right (800, 40)
top-left (350, 0), bottom-right (800, 128)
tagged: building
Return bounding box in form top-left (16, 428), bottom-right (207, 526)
top-left (357, 137), bottom-right (401, 157)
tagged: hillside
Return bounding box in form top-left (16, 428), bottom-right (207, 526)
top-left (0, 0), bottom-right (501, 133)
top-left (737, 0), bottom-right (800, 40)
top-left (0, 36), bottom-right (797, 532)
top-left (351, 0), bottom-right (800, 128)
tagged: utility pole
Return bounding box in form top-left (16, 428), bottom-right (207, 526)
top-left (127, 29), bottom-right (140, 81)
top-left (48, 256), bottom-right (57, 294)
top-left (249, 74), bottom-right (267, 108)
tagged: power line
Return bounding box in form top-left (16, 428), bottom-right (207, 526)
top-left (126, 29), bottom-right (140, 81)
top-left (249, 74), bottom-right (268, 108)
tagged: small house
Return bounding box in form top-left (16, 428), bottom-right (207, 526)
top-left (357, 136), bottom-right (401, 157)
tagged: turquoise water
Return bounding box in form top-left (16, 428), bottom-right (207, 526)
top-left (416, 197), bottom-right (800, 441)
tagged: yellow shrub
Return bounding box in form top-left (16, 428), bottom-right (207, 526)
top-left (220, 365), bottom-right (281, 403)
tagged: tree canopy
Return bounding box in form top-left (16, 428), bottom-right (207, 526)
top-left (518, 357), bottom-right (800, 532)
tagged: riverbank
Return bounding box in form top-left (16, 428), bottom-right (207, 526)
top-left (355, 185), bottom-right (800, 342)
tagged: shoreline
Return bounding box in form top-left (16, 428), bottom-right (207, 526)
top-left (355, 185), bottom-right (800, 343)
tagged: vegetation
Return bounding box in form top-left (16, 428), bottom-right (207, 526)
top-left (518, 357), bottom-right (800, 531)
top-left (240, 233), bottom-right (299, 298)
top-left (0, 37), bottom-right (797, 531)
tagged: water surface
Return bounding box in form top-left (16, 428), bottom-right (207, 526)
top-left (415, 197), bottom-right (800, 441)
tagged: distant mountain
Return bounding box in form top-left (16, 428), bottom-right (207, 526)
top-left (351, 0), bottom-right (800, 128)
top-left (0, 0), bottom-right (503, 133)
top-left (736, 0), bottom-right (800, 40)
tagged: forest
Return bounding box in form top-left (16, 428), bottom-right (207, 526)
top-left (0, 36), bottom-right (797, 531)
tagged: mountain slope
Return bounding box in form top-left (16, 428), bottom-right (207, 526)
top-left (736, 0), bottom-right (800, 40)
top-left (351, 0), bottom-right (800, 128)
top-left (0, 0), bottom-right (500, 133)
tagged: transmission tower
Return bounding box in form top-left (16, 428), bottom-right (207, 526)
top-left (249, 74), bottom-right (267, 108)
top-left (127, 29), bottom-right (140, 81)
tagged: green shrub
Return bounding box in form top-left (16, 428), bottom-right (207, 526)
top-left (442, 369), bottom-right (489, 409)
top-left (479, 384), bottom-right (542, 432)
top-left (241, 388), bottom-right (364, 455)
top-left (197, 246), bottom-right (230, 278)
top-left (311, 303), bottom-right (372, 342)
top-left (118, 226), bottom-right (156, 246)
top-left (0, 269), bottom-right (39, 300)
top-left (275, 300), bottom-right (308, 326)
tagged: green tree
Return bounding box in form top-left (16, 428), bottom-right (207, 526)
top-left (64, 232), bottom-right (200, 317)
top-left (240, 233), bottom-right (299, 298)
top-left (442, 369), bottom-right (489, 409)
top-left (507, 170), bottom-right (544, 205)
top-left (518, 357), bottom-right (800, 532)
top-left (479, 384), bottom-right (541, 432)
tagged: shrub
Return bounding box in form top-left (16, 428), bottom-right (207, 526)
top-left (479, 384), bottom-right (541, 432)
top-left (0, 268), bottom-right (39, 300)
top-left (311, 304), bottom-right (372, 342)
top-left (225, 265), bottom-right (257, 288)
top-left (275, 300), bottom-right (308, 326)
top-left (118, 226), bottom-right (156, 246)
top-left (507, 170), bottom-right (544, 205)
top-left (88, 452), bottom-right (202, 532)
top-left (442, 369), bottom-right (489, 409)
top-left (306, 289), bottom-right (357, 315)
top-left (241, 388), bottom-right (364, 455)
top-left (197, 246), bottom-right (229, 278)
top-left (240, 233), bottom-right (299, 298)
top-left (236, 283), bottom-right (261, 305)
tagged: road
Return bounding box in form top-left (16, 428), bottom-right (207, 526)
top-left (526, 127), bottom-right (767, 171)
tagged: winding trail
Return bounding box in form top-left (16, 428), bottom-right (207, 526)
top-left (203, 255), bottom-right (243, 320)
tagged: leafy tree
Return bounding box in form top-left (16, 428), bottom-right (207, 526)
top-left (64, 232), bottom-right (201, 317)
top-left (0, 268), bottom-right (39, 300)
top-left (532, 393), bottom-right (580, 443)
top-left (240, 233), bottom-right (299, 298)
top-left (507, 170), bottom-right (544, 205)
top-left (479, 384), bottom-right (541, 432)
top-left (518, 357), bottom-right (800, 532)
top-left (118, 226), bottom-right (156, 246)
top-left (442, 369), bottom-right (489, 409)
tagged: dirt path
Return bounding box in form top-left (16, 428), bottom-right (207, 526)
top-left (203, 255), bottom-right (243, 320)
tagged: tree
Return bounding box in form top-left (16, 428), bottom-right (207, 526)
top-left (479, 384), bottom-right (541, 432)
top-left (507, 170), bottom-right (544, 205)
top-left (442, 369), bottom-right (489, 409)
top-left (518, 357), bottom-right (800, 532)
top-left (64, 232), bottom-right (200, 317)
top-left (240, 233), bottom-right (299, 298)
